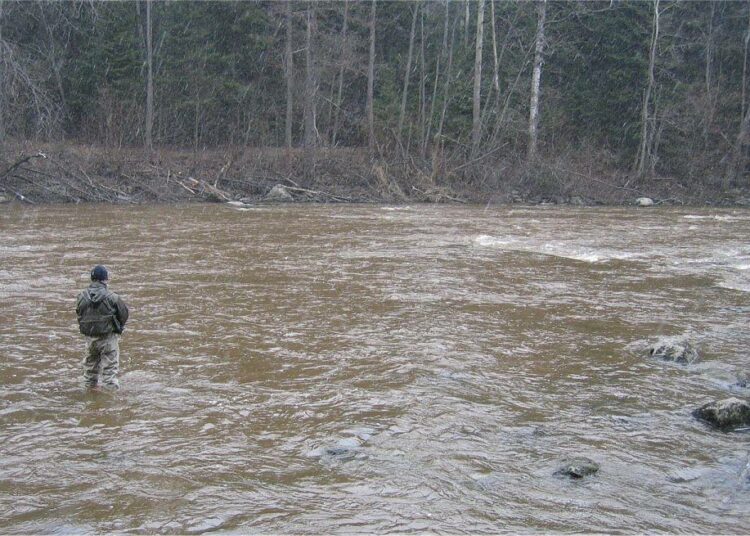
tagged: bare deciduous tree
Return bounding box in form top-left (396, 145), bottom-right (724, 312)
top-left (437, 13), bottom-right (457, 147)
top-left (471, 0), bottom-right (485, 156)
top-left (743, 6), bottom-right (750, 122)
top-left (145, 0), bottom-right (154, 150)
top-left (367, 0), bottom-right (376, 158)
top-left (397, 2), bottom-right (418, 150)
top-left (423, 0), bottom-right (449, 156)
top-left (303, 3), bottom-right (317, 148)
top-left (331, 0), bottom-right (349, 146)
top-left (285, 1), bottom-right (294, 148)
top-left (527, 0), bottom-right (546, 162)
top-left (0, 0), bottom-right (4, 142)
top-left (635, 0), bottom-right (659, 177)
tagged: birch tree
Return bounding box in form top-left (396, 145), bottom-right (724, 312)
top-left (635, 0), bottom-right (659, 177)
top-left (703, 2), bottom-right (716, 148)
top-left (0, 0), bottom-right (4, 142)
top-left (303, 4), bottom-right (317, 147)
top-left (743, 7), bottom-right (750, 122)
top-left (417, 8), bottom-right (426, 151)
top-left (331, 0), bottom-right (348, 146)
top-left (367, 0), bottom-right (376, 157)
top-left (285, 1), bottom-right (293, 148)
top-left (527, 0), bottom-right (546, 162)
top-left (145, 0), bottom-right (154, 150)
top-left (471, 0), bottom-right (485, 155)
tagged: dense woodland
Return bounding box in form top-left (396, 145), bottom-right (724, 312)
top-left (1, 0), bottom-right (750, 205)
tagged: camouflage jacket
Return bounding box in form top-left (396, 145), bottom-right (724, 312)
top-left (76, 281), bottom-right (129, 336)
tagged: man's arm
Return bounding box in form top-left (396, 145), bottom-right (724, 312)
top-left (111, 294), bottom-right (129, 332)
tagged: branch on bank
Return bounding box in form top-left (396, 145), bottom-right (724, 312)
top-left (0, 152), bottom-right (47, 180)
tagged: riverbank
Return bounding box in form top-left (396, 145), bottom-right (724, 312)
top-left (2, 142), bottom-right (748, 206)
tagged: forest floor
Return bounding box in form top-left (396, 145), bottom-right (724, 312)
top-left (1, 141), bottom-right (749, 207)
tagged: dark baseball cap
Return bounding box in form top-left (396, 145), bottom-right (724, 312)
top-left (90, 265), bottom-right (109, 282)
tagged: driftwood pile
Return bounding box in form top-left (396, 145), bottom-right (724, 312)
top-left (0, 148), bottom-right (376, 204)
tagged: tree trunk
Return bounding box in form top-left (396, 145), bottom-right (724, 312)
top-left (332, 0), bottom-right (349, 146)
top-left (367, 0), bottom-right (376, 158)
top-left (527, 0), bottom-right (546, 162)
top-left (727, 105), bottom-right (750, 186)
top-left (145, 0), bottom-right (154, 151)
top-left (636, 0), bottom-right (659, 177)
top-left (303, 4), bottom-right (317, 148)
top-left (397, 3), bottom-right (418, 149)
top-left (489, 0), bottom-right (500, 96)
top-left (418, 8), bottom-right (426, 152)
top-left (437, 16), bottom-right (458, 145)
top-left (743, 7), bottom-right (750, 123)
top-left (285, 1), bottom-right (294, 148)
top-left (0, 0), bottom-right (4, 142)
top-left (464, 0), bottom-right (470, 49)
top-left (703, 2), bottom-right (715, 147)
top-left (482, 0), bottom-right (512, 144)
top-left (37, 4), bottom-right (67, 121)
top-left (471, 0), bottom-right (485, 155)
top-left (424, 0), bottom-right (450, 156)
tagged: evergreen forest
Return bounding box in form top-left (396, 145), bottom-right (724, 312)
top-left (1, 0), bottom-right (749, 204)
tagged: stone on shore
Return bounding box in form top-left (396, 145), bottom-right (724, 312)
top-left (554, 457), bottom-right (600, 479)
top-left (636, 197), bottom-right (654, 207)
top-left (693, 397), bottom-right (750, 430)
top-left (648, 338), bottom-right (699, 364)
top-left (265, 184), bottom-right (294, 202)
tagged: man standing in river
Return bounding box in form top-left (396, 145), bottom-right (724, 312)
top-left (76, 265), bottom-right (129, 390)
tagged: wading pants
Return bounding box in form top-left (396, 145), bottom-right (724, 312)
top-left (83, 333), bottom-right (120, 389)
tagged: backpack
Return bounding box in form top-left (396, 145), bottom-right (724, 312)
top-left (77, 291), bottom-right (119, 336)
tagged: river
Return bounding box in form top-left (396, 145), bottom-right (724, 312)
top-left (1, 203), bottom-right (749, 533)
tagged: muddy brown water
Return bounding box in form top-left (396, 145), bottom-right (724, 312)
top-left (1, 203), bottom-right (749, 534)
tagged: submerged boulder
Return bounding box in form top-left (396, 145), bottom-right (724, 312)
top-left (636, 197), bottom-right (655, 207)
top-left (693, 397), bottom-right (750, 430)
top-left (554, 457), bottom-right (600, 479)
top-left (735, 373), bottom-right (750, 389)
top-left (308, 436), bottom-right (364, 464)
top-left (648, 338), bottom-right (699, 364)
top-left (265, 184), bottom-right (294, 202)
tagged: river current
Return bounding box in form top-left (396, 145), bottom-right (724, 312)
top-left (1, 204), bottom-right (749, 533)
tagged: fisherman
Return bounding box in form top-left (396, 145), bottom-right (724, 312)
top-left (76, 265), bottom-right (129, 389)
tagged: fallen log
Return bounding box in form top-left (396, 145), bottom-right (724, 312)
top-left (181, 177), bottom-right (232, 201)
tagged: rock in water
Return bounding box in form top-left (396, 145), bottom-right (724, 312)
top-left (554, 457), bottom-right (600, 479)
top-left (693, 398), bottom-right (750, 430)
top-left (648, 338), bottom-right (699, 364)
top-left (735, 373), bottom-right (749, 389)
top-left (636, 197), bottom-right (654, 207)
top-left (265, 184), bottom-right (293, 202)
